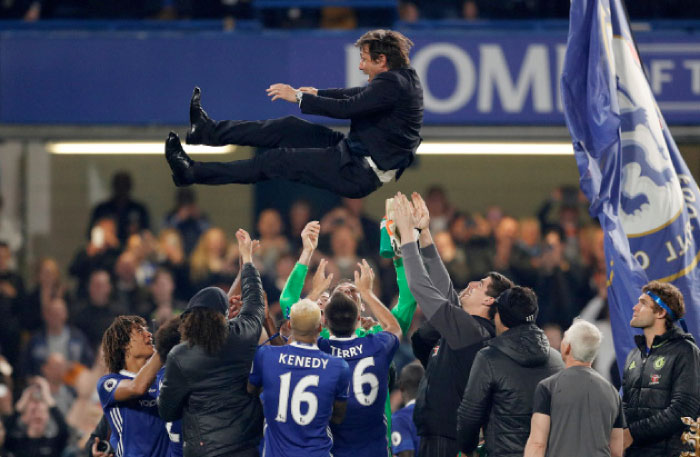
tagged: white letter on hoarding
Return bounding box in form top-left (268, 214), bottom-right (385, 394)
top-left (345, 44), bottom-right (365, 88)
top-left (478, 44), bottom-right (552, 113)
top-left (412, 43), bottom-right (476, 114)
top-left (650, 59), bottom-right (674, 95)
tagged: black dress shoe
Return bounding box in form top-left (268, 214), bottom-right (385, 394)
top-left (165, 132), bottom-right (195, 186)
top-left (186, 86), bottom-right (213, 145)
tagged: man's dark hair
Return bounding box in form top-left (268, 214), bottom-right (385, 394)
top-left (155, 317), bottom-right (182, 361)
top-left (111, 171), bottom-right (132, 196)
top-left (399, 362), bottom-right (424, 400)
top-left (486, 272), bottom-right (514, 298)
top-left (102, 316), bottom-right (147, 373)
top-left (180, 308), bottom-right (228, 355)
top-left (324, 291), bottom-right (359, 337)
top-left (355, 29), bottom-right (414, 70)
top-left (643, 281), bottom-right (685, 330)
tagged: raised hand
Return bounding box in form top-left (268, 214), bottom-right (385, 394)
top-left (309, 258), bottom-right (334, 301)
top-left (235, 229), bottom-right (258, 264)
top-left (411, 192), bottom-right (430, 231)
top-left (354, 259), bottom-right (375, 295)
top-left (301, 221), bottom-right (320, 252)
top-left (392, 192), bottom-right (416, 243)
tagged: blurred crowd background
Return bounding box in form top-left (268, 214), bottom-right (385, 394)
top-left (0, 167), bottom-right (620, 455)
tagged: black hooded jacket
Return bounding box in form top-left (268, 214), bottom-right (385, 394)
top-left (158, 263), bottom-right (265, 457)
top-left (456, 324), bottom-right (564, 456)
top-left (622, 326), bottom-right (700, 457)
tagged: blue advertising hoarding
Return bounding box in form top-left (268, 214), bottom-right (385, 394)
top-left (1, 28), bottom-right (699, 125)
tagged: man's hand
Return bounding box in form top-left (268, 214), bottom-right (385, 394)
top-left (267, 84), bottom-right (298, 103)
top-left (236, 229), bottom-right (258, 264)
top-left (299, 87), bottom-right (318, 96)
top-left (360, 316), bottom-right (379, 331)
top-left (622, 429), bottom-right (633, 449)
top-left (393, 192), bottom-right (417, 244)
top-left (308, 259), bottom-right (333, 301)
top-left (411, 192), bottom-right (430, 231)
top-left (33, 376), bottom-right (56, 407)
top-left (299, 221), bottom-right (321, 265)
top-left (354, 259), bottom-right (375, 296)
top-left (92, 438), bottom-right (115, 457)
top-left (228, 294), bottom-right (243, 319)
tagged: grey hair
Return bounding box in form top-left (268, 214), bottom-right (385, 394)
top-left (562, 319), bottom-right (602, 363)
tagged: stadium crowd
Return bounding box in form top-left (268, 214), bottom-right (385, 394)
top-left (1, 0), bottom-right (698, 25)
top-left (0, 171), bottom-right (698, 457)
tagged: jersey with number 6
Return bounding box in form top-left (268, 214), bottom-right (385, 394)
top-left (318, 332), bottom-right (400, 457)
top-left (249, 342), bottom-right (351, 457)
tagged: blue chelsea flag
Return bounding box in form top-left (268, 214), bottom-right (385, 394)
top-left (561, 0), bottom-right (700, 369)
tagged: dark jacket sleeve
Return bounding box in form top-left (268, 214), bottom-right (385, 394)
top-left (628, 343), bottom-right (700, 444)
top-left (300, 73), bottom-right (400, 119)
top-left (317, 87), bottom-right (365, 99)
top-left (411, 321), bottom-right (441, 368)
top-left (85, 414), bottom-right (111, 457)
top-left (230, 262), bottom-right (265, 341)
top-left (456, 350), bottom-right (494, 453)
top-left (402, 242), bottom-right (487, 350)
top-left (48, 406), bottom-right (69, 453)
top-left (158, 353), bottom-right (188, 422)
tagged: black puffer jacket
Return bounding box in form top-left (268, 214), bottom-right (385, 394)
top-left (158, 263), bottom-right (265, 457)
top-left (456, 324), bottom-right (564, 456)
top-left (622, 327), bottom-right (700, 457)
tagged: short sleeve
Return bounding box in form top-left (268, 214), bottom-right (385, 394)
top-left (532, 379), bottom-right (552, 416)
top-left (391, 413), bottom-right (416, 454)
top-left (97, 375), bottom-right (122, 409)
top-left (335, 360), bottom-right (351, 401)
top-left (248, 346), bottom-right (267, 387)
top-left (613, 394), bottom-right (627, 428)
top-left (377, 332), bottom-right (400, 359)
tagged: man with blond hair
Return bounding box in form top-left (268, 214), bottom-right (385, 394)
top-left (248, 299), bottom-right (350, 457)
top-left (525, 319), bottom-right (625, 457)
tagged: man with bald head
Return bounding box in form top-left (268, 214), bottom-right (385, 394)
top-left (248, 299), bottom-right (351, 457)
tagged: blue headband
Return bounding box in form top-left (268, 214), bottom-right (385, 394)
top-left (645, 290), bottom-right (688, 332)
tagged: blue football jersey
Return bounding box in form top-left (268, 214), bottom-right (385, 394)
top-left (318, 332), bottom-right (400, 457)
top-left (156, 370), bottom-right (183, 457)
top-left (249, 342), bottom-right (351, 457)
top-left (391, 401), bottom-right (419, 456)
top-left (98, 369), bottom-right (170, 457)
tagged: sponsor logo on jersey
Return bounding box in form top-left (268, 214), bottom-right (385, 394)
top-left (104, 378), bottom-right (118, 392)
top-left (650, 374), bottom-right (661, 385)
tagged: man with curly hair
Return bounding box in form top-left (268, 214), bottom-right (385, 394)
top-left (97, 315), bottom-right (169, 457)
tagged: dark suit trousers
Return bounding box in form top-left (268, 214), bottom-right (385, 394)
top-left (192, 116), bottom-right (381, 198)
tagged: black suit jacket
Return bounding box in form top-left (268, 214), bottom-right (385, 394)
top-left (300, 67), bottom-right (423, 175)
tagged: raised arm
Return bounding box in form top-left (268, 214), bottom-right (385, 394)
top-left (300, 74), bottom-right (400, 119)
top-left (235, 229), bottom-right (265, 334)
top-left (113, 353), bottom-right (163, 401)
top-left (279, 221), bottom-right (320, 319)
top-left (391, 257), bottom-right (417, 335)
top-left (355, 259), bottom-right (401, 339)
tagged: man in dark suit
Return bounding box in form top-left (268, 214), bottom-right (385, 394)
top-left (164, 29), bottom-right (423, 199)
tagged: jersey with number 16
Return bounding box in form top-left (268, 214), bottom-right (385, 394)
top-left (249, 342), bottom-right (351, 457)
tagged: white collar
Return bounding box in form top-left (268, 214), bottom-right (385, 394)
top-left (329, 334), bottom-right (358, 341)
top-left (405, 399), bottom-right (416, 407)
top-left (290, 342), bottom-right (319, 350)
top-left (119, 369), bottom-right (136, 378)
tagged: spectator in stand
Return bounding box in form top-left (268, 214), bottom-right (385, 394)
top-left (3, 377), bottom-right (69, 457)
top-left (457, 286), bottom-right (564, 456)
top-left (125, 231), bottom-right (158, 286)
top-left (156, 228), bottom-right (192, 301)
top-left (163, 188), bottom-right (210, 256)
top-left (21, 257), bottom-right (67, 334)
top-left (525, 320), bottom-right (624, 457)
top-left (66, 347), bottom-right (108, 451)
top-left (114, 250), bottom-right (151, 318)
top-left (255, 208), bottom-right (290, 274)
top-left (342, 198), bottom-right (380, 259)
top-left (329, 224), bottom-right (364, 281)
top-left (72, 269), bottom-right (123, 350)
top-left (534, 226), bottom-right (592, 329)
top-left (542, 323), bottom-right (563, 352)
top-left (287, 199), bottom-right (313, 252)
top-left (40, 353), bottom-right (76, 416)
top-left (0, 355), bottom-right (13, 417)
top-left (189, 227), bottom-right (235, 291)
top-left (149, 268), bottom-right (185, 328)
top-left (424, 185), bottom-right (453, 233)
top-left (493, 216), bottom-right (537, 286)
top-left (432, 231), bottom-right (469, 289)
top-left (23, 296), bottom-right (94, 376)
top-left (0, 241), bottom-right (24, 367)
top-left (69, 217), bottom-right (121, 299)
top-left (0, 195), bottom-right (22, 258)
top-left (88, 171), bottom-right (150, 246)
